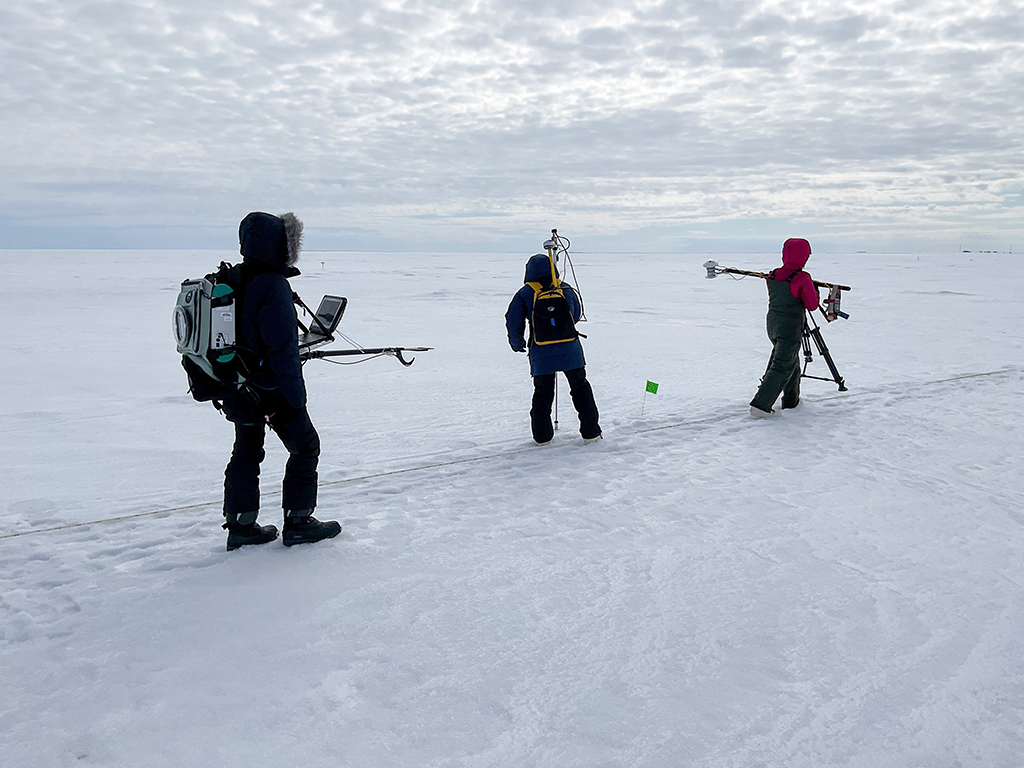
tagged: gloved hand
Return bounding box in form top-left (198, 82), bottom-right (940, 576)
top-left (511, 340), bottom-right (526, 353)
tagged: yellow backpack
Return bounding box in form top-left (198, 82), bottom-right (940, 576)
top-left (526, 254), bottom-right (578, 346)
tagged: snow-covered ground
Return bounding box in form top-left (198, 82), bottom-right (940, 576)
top-left (2, 246), bottom-right (1022, 767)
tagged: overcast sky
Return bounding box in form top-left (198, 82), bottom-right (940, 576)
top-left (2, 0), bottom-right (1022, 252)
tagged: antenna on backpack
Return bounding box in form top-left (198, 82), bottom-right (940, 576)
top-left (543, 228), bottom-right (586, 322)
top-left (543, 229), bottom-right (560, 287)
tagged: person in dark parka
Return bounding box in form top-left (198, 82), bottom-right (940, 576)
top-left (221, 211), bottom-right (341, 551)
top-left (505, 253), bottom-right (602, 444)
top-left (749, 237), bottom-right (820, 417)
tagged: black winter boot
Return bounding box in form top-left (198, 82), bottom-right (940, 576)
top-left (224, 521), bottom-right (279, 551)
top-left (283, 511), bottom-right (342, 547)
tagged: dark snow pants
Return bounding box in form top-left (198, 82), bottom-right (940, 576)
top-left (531, 366), bottom-right (601, 443)
top-left (750, 317), bottom-right (803, 413)
top-left (223, 407), bottom-right (320, 524)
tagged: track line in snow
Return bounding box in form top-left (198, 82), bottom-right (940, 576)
top-left (2, 366), bottom-right (1019, 542)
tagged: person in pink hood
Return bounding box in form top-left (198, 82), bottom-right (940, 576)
top-left (749, 238), bottom-right (819, 417)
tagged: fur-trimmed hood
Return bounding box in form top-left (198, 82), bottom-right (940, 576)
top-left (238, 211), bottom-right (304, 273)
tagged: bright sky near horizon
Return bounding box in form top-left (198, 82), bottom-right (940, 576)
top-left (2, 0), bottom-right (1022, 252)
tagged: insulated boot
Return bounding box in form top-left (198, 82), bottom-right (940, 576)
top-left (749, 404), bottom-right (778, 419)
top-left (224, 521), bottom-right (279, 552)
top-left (283, 511), bottom-right (342, 547)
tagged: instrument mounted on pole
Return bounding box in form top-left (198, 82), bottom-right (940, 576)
top-left (173, 261), bottom-right (431, 404)
top-left (291, 291), bottom-right (431, 366)
top-left (704, 260), bottom-right (851, 321)
top-left (534, 228), bottom-right (589, 432)
top-left (702, 259), bottom-right (851, 391)
top-left (528, 229), bottom-right (585, 346)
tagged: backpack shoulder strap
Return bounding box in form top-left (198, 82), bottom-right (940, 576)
top-left (526, 280), bottom-right (564, 295)
top-left (525, 280), bottom-right (560, 304)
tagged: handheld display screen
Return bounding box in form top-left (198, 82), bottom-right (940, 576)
top-left (299, 295), bottom-right (347, 352)
top-left (314, 295), bottom-right (345, 335)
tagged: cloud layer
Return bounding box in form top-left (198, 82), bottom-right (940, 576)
top-left (3, 0), bottom-right (1022, 250)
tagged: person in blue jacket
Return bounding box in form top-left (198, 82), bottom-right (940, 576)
top-left (220, 211), bottom-right (341, 551)
top-left (505, 253), bottom-right (602, 444)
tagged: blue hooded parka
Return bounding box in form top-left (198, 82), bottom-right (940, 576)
top-left (505, 253), bottom-right (586, 376)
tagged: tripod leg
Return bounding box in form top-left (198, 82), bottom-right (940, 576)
top-left (801, 325), bottom-right (813, 376)
top-left (809, 326), bottom-right (847, 391)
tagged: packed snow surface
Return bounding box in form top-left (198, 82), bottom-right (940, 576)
top-left (2, 248), bottom-right (1022, 767)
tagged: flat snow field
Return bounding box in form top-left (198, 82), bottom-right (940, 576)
top-left (1, 248), bottom-right (1022, 767)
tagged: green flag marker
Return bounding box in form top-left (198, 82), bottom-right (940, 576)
top-left (646, 380), bottom-right (659, 395)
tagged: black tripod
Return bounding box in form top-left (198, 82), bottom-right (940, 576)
top-left (802, 312), bottom-right (847, 391)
